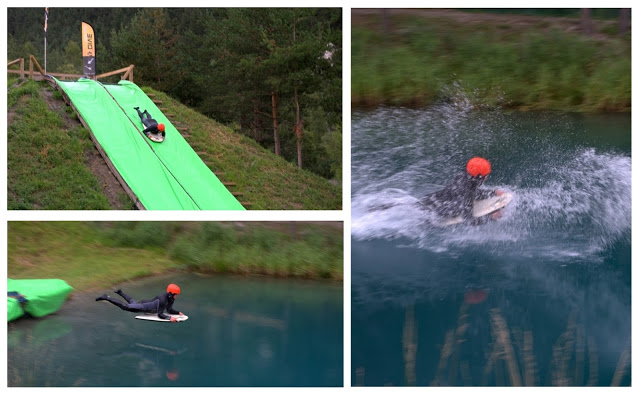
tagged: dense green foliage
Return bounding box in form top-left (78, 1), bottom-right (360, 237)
top-left (7, 80), bottom-right (341, 210)
top-left (352, 11), bottom-right (630, 112)
top-left (8, 222), bottom-right (344, 290)
top-left (7, 8), bottom-right (342, 179)
top-left (103, 222), bottom-right (344, 279)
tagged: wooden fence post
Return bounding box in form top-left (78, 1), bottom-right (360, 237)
top-left (10, 56), bottom-right (134, 82)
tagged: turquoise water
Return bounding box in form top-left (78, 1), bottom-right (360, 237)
top-left (351, 106), bottom-right (631, 386)
top-left (8, 273), bottom-right (343, 386)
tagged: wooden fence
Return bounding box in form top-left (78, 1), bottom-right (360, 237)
top-left (7, 55), bottom-right (134, 82)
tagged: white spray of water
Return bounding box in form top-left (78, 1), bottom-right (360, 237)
top-left (352, 105), bottom-right (630, 262)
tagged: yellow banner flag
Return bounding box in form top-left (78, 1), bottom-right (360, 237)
top-left (82, 22), bottom-right (96, 76)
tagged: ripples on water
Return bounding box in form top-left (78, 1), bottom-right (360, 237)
top-left (352, 105), bottom-right (631, 262)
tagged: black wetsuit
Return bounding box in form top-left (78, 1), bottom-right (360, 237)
top-left (102, 290), bottom-right (179, 319)
top-left (418, 173), bottom-right (494, 221)
top-left (134, 107), bottom-right (164, 137)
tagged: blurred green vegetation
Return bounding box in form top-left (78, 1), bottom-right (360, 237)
top-left (8, 222), bottom-right (343, 291)
top-left (464, 9), bottom-right (624, 19)
top-left (352, 11), bottom-right (630, 112)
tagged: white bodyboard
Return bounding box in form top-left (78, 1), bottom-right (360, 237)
top-left (439, 192), bottom-right (513, 226)
top-left (135, 313), bottom-right (188, 322)
top-left (147, 132), bottom-right (165, 143)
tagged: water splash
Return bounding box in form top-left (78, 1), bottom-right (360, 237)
top-left (352, 106), bottom-right (630, 262)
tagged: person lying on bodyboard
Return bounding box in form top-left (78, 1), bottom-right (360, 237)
top-left (417, 157), bottom-right (505, 225)
top-left (96, 283), bottom-right (183, 322)
top-left (368, 157), bottom-right (506, 225)
top-left (134, 107), bottom-right (165, 142)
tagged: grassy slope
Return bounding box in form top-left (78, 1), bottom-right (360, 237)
top-left (8, 222), bottom-right (343, 291)
top-left (7, 222), bottom-right (174, 291)
top-left (7, 80), bottom-right (341, 210)
top-left (144, 87), bottom-right (342, 210)
top-left (352, 10), bottom-right (631, 112)
top-left (7, 81), bottom-right (124, 210)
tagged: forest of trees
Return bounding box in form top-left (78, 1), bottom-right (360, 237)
top-left (7, 8), bottom-right (342, 180)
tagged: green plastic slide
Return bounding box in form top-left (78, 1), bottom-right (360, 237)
top-left (7, 278), bottom-right (74, 320)
top-left (54, 78), bottom-right (245, 210)
top-left (7, 297), bottom-right (24, 322)
top-left (102, 81), bottom-right (245, 210)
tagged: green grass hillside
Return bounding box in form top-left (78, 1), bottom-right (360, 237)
top-left (7, 79), bottom-right (342, 210)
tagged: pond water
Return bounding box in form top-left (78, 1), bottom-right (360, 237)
top-left (351, 105), bottom-right (631, 386)
top-left (8, 273), bottom-right (343, 386)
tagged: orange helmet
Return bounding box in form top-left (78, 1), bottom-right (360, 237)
top-left (167, 284), bottom-right (180, 295)
top-left (466, 157), bottom-right (491, 178)
top-left (158, 123), bottom-right (165, 132)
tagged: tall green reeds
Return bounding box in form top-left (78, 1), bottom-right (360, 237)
top-left (352, 15), bottom-right (630, 112)
top-left (166, 223), bottom-right (343, 279)
top-left (95, 222), bottom-right (343, 280)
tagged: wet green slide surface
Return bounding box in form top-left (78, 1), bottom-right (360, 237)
top-left (54, 78), bottom-right (244, 210)
top-left (103, 81), bottom-right (244, 210)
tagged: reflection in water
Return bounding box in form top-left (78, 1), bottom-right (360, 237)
top-left (134, 343), bottom-right (185, 382)
top-left (355, 303), bottom-right (631, 386)
top-left (8, 317), bottom-right (74, 386)
top-left (351, 105), bottom-right (630, 386)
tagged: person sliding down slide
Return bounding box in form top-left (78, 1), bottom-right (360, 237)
top-left (417, 157), bottom-right (504, 225)
top-left (96, 283), bottom-right (183, 322)
top-left (134, 107), bottom-right (165, 142)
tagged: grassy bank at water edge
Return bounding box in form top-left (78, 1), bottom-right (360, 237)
top-left (8, 222), bottom-right (344, 291)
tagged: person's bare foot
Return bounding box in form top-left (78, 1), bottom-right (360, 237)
top-left (490, 210), bottom-right (503, 220)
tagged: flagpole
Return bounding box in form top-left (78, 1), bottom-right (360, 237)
top-left (44, 8), bottom-right (48, 75)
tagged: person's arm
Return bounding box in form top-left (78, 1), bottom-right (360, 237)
top-left (462, 203), bottom-right (474, 221)
top-left (474, 188), bottom-right (494, 200)
top-left (475, 188), bottom-right (505, 200)
top-left (460, 185), bottom-right (477, 220)
top-left (154, 298), bottom-right (170, 320)
top-left (166, 300), bottom-right (180, 315)
top-left (163, 295), bottom-right (183, 322)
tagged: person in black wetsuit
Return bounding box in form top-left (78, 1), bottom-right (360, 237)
top-left (134, 107), bottom-right (165, 140)
top-left (96, 283), bottom-right (183, 322)
top-left (418, 157), bottom-right (504, 223)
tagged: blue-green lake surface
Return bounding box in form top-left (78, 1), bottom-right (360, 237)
top-left (8, 273), bottom-right (343, 386)
top-left (351, 106), bottom-right (630, 386)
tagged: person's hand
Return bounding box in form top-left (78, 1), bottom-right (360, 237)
top-left (179, 312), bottom-right (184, 315)
top-left (170, 316), bottom-right (178, 323)
top-left (490, 210), bottom-right (503, 220)
top-left (495, 189), bottom-right (504, 196)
